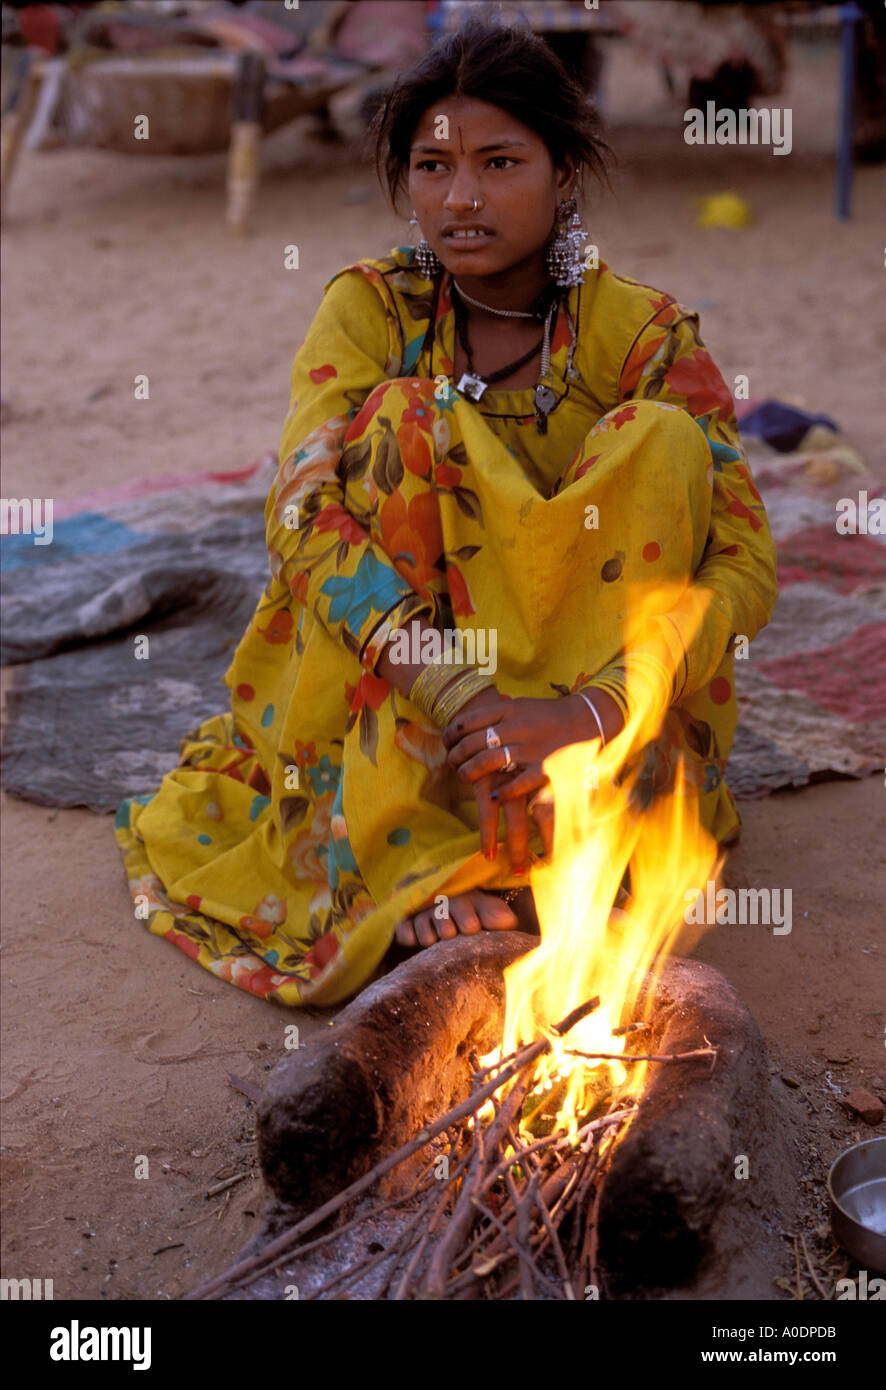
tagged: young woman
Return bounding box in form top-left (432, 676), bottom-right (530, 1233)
top-left (115, 15), bottom-right (777, 1007)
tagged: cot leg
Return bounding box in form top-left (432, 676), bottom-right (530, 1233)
top-left (835, 1), bottom-right (863, 219)
top-left (226, 50), bottom-right (265, 237)
top-left (1, 51), bottom-right (44, 217)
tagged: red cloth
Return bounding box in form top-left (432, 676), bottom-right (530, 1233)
top-left (17, 4), bottom-right (63, 53)
top-left (758, 621), bottom-right (886, 723)
top-left (775, 523), bottom-right (886, 596)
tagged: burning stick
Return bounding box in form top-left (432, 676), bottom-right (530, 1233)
top-left (565, 1044), bottom-right (718, 1069)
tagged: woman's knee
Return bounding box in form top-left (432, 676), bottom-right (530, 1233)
top-left (601, 400), bottom-right (714, 495)
top-left (601, 399), bottom-right (710, 453)
top-left (561, 398), bottom-right (713, 496)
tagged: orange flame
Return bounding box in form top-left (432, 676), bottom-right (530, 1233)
top-left (497, 585), bottom-right (722, 1138)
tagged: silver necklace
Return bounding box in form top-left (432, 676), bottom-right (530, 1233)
top-left (455, 299), bottom-right (558, 434)
top-left (451, 279), bottom-right (537, 320)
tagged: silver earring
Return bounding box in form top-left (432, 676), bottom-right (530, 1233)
top-left (409, 211), bottom-right (440, 278)
top-left (545, 196), bottom-right (588, 288)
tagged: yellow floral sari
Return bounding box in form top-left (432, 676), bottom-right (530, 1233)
top-left (115, 246), bottom-right (777, 1006)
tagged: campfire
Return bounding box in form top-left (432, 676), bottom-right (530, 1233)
top-left (187, 590), bottom-right (745, 1301)
top-left (184, 594), bottom-right (739, 1301)
top-left (352, 639), bottom-right (723, 1301)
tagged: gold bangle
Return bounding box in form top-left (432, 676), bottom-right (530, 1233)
top-left (431, 669), bottom-right (494, 728)
top-left (409, 656), bottom-right (464, 718)
top-left (589, 676), bottom-right (629, 722)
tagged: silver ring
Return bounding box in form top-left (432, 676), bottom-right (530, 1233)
top-left (501, 746), bottom-right (516, 773)
top-left (485, 726), bottom-right (501, 750)
top-left (472, 199), bottom-right (479, 211)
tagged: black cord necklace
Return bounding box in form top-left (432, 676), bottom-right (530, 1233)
top-left (451, 283), bottom-right (559, 415)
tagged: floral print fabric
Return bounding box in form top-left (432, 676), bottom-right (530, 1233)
top-left (114, 246), bottom-right (777, 1006)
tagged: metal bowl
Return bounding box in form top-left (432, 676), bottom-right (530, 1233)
top-left (828, 1136), bottom-right (886, 1273)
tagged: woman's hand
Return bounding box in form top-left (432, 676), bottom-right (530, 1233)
top-left (443, 689), bottom-right (621, 873)
top-left (439, 686), bottom-right (515, 867)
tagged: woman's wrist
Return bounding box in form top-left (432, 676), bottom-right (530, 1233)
top-left (376, 619), bottom-right (495, 727)
top-left (569, 687), bottom-right (624, 745)
top-left (375, 616), bottom-right (440, 694)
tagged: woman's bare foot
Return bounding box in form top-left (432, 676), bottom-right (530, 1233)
top-left (395, 888), bottom-right (519, 949)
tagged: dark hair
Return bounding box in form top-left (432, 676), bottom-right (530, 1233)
top-left (370, 8), bottom-right (612, 215)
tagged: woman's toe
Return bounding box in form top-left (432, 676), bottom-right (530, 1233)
top-left (450, 895), bottom-right (482, 934)
top-left (396, 918), bottom-right (418, 948)
top-left (477, 894), bottom-right (518, 929)
top-left (415, 913), bottom-right (438, 948)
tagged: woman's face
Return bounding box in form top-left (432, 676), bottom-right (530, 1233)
top-left (407, 96), bottom-right (575, 279)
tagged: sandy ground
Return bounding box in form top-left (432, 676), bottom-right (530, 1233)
top-left (1, 34), bottom-right (884, 1300)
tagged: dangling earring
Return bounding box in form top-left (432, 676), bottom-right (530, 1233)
top-left (409, 212), bottom-right (440, 278)
top-left (545, 196), bottom-right (589, 288)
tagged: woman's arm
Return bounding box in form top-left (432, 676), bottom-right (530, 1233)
top-left (267, 267), bottom-right (435, 674)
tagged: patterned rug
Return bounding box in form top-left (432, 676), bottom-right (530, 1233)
top-left (1, 427), bottom-right (883, 811)
top-left (727, 411), bottom-right (885, 796)
top-left (1, 458), bottom-right (276, 811)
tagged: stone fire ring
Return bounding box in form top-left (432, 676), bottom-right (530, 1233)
top-left (249, 932), bottom-right (794, 1298)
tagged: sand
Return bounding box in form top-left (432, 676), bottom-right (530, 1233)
top-left (1, 34), bottom-right (884, 1300)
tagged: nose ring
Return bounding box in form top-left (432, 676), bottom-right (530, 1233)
top-left (472, 199), bottom-right (479, 211)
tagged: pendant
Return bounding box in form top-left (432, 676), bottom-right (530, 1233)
top-left (534, 383), bottom-right (556, 434)
top-left (456, 372), bottom-right (488, 402)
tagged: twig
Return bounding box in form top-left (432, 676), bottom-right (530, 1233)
top-left (799, 1233), bottom-right (829, 1301)
top-left (226, 1073), bottom-right (263, 1104)
top-left (564, 1046), bottom-right (717, 1066)
top-left (471, 1104), bottom-right (635, 1288)
top-left (443, 1111), bottom-right (555, 1288)
top-left (391, 1145), bottom-right (475, 1300)
top-left (573, 1107), bottom-right (637, 1144)
top-left (304, 1191), bottom-right (434, 1300)
top-left (546, 1110), bottom-right (634, 1225)
top-left (585, 1178), bottom-right (603, 1296)
top-left (581, 1128), bottom-right (619, 1297)
top-left (566, 1148), bottom-right (603, 1267)
top-left (507, 1167), bottom-right (536, 1301)
top-left (461, 1110), bottom-right (630, 1292)
top-left (421, 1069), bottom-right (533, 1298)
top-left (205, 1173), bottom-right (248, 1198)
top-left (263, 1163), bottom-right (440, 1274)
top-left (534, 1181), bottom-right (575, 1300)
top-left (507, 1123), bottom-right (541, 1179)
top-left (470, 1192), bottom-right (564, 1300)
top-left (186, 994), bottom-right (601, 1301)
top-left (180, 1210), bottom-right (218, 1230)
top-left (445, 1245), bottom-right (517, 1294)
top-left (470, 996), bottom-right (603, 1086)
top-left (793, 1236), bottom-right (805, 1301)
